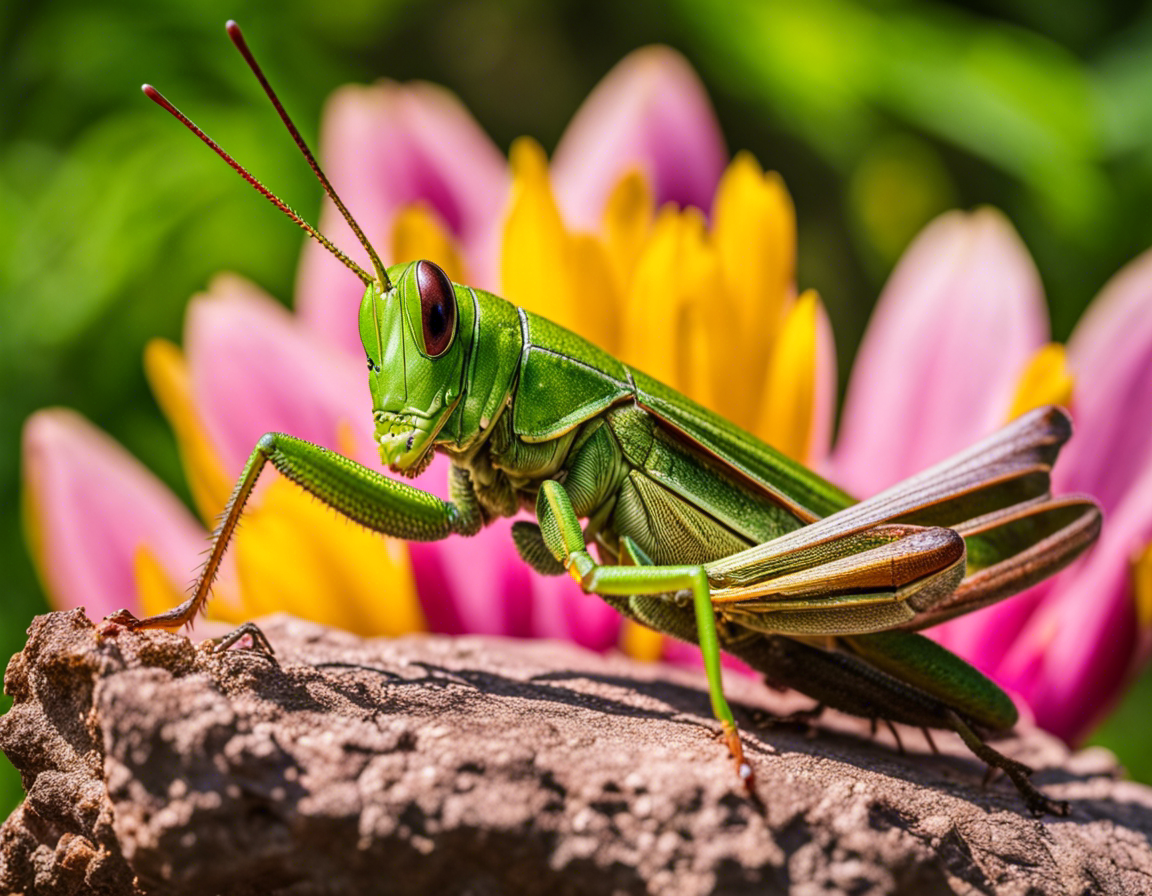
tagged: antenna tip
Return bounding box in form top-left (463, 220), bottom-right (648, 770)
top-left (226, 20), bottom-right (241, 36)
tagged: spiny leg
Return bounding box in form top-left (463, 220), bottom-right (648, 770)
top-left (946, 710), bottom-right (1068, 817)
top-left (882, 719), bottom-right (906, 755)
top-left (115, 432), bottom-right (479, 630)
top-left (535, 481), bottom-right (754, 790)
top-left (729, 634), bottom-right (1068, 815)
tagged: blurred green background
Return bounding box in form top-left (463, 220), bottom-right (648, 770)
top-left (3, 0), bottom-right (1151, 819)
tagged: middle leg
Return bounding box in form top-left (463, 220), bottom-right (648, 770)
top-left (535, 480), bottom-right (754, 787)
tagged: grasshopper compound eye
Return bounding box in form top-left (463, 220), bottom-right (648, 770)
top-left (415, 260), bottom-right (457, 357)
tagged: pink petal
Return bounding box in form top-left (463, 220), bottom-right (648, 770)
top-left (829, 209), bottom-right (1048, 496)
top-left (927, 578), bottom-right (1056, 676)
top-left (185, 276), bottom-right (376, 475)
top-left (1058, 246), bottom-right (1152, 513)
top-left (407, 519), bottom-right (531, 637)
top-left (295, 82), bottom-right (508, 356)
top-left (932, 249), bottom-right (1152, 674)
top-left (993, 461), bottom-right (1152, 742)
top-left (552, 46), bottom-right (727, 232)
top-left (409, 487), bottom-right (621, 650)
top-left (531, 570), bottom-right (622, 650)
top-left (22, 409), bottom-right (207, 620)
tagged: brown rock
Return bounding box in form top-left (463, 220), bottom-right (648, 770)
top-left (1, 609), bottom-right (1151, 895)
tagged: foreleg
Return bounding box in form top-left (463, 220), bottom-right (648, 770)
top-left (117, 433), bottom-right (480, 630)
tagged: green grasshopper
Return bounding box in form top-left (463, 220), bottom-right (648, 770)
top-left (115, 21), bottom-right (1103, 816)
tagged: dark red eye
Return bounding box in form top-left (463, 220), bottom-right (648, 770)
top-left (415, 260), bottom-right (456, 357)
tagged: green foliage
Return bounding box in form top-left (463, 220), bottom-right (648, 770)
top-left (675, 0), bottom-right (1152, 347)
top-left (3, 0), bottom-right (1151, 820)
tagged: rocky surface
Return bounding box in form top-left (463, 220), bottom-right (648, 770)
top-left (1, 609), bottom-right (1151, 895)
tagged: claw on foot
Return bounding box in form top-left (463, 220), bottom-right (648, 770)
top-left (200, 621), bottom-right (276, 659)
top-left (946, 710), bottom-right (1068, 817)
top-left (104, 609), bottom-right (140, 627)
top-left (721, 721), bottom-right (757, 796)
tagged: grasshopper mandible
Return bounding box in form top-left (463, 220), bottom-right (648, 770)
top-left (115, 21), bottom-right (1103, 816)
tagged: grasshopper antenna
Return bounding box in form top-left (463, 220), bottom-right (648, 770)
top-left (225, 20), bottom-right (391, 292)
top-left (142, 84), bottom-right (376, 289)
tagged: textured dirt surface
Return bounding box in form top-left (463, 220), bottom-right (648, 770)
top-left (1, 609), bottom-right (1151, 895)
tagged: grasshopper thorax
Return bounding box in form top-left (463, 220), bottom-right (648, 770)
top-left (361, 260), bottom-right (470, 476)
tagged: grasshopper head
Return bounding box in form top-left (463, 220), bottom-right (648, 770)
top-left (360, 260), bottom-right (469, 477)
top-left (142, 26), bottom-right (471, 478)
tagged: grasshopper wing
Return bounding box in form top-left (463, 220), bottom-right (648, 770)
top-left (704, 407), bottom-right (1100, 634)
top-left (903, 493), bottom-right (1100, 630)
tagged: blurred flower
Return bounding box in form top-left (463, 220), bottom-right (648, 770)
top-left (828, 208), bottom-right (1152, 743)
top-left (295, 80), bottom-right (509, 350)
top-left (22, 408), bottom-right (226, 625)
top-left (501, 141), bottom-right (835, 466)
top-left (296, 46), bottom-right (728, 362)
top-left (827, 209), bottom-right (1057, 494)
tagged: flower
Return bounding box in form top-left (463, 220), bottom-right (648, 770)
top-left (828, 208), bottom-right (1152, 743)
top-left (827, 209), bottom-right (1056, 495)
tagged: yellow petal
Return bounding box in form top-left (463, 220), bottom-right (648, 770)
top-left (502, 138), bottom-right (578, 330)
top-left (135, 545), bottom-right (245, 626)
top-left (620, 619), bottom-right (665, 663)
top-left (391, 203), bottom-right (466, 282)
top-left (1006, 343), bottom-right (1075, 420)
top-left (335, 419), bottom-right (360, 460)
top-left (1134, 541), bottom-right (1152, 632)
top-left (681, 304), bottom-right (720, 413)
top-left (712, 152), bottom-right (796, 347)
top-left (600, 169), bottom-right (654, 298)
top-left (569, 232), bottom-right (621, 352)
top-left (132, 544), bottom-right (245, 623)
top-left (619, 207), bottom-right (684, 388)
top-left (755, 290), bottom-right (824, 462)
top-left (132, 546), bottom-right (186, 622)
top-left (233, 474), bottom-right (425, 636)
top-left (144, 339), bottom-right (233, 522)
top-left (676, 210), bottom-right (730, 418)
top-left (621, 207), bottom-right (733, 418)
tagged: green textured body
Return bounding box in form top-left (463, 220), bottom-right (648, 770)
top-left (439, 286), bottom-right (841, 537)
top-left (430, 281), bottom-right (848, 523)
top-left (391, 273), bottom-right (1017, 734)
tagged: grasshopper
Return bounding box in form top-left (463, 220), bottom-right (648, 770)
top-left (114, 21), bottom-right (1103, 816)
